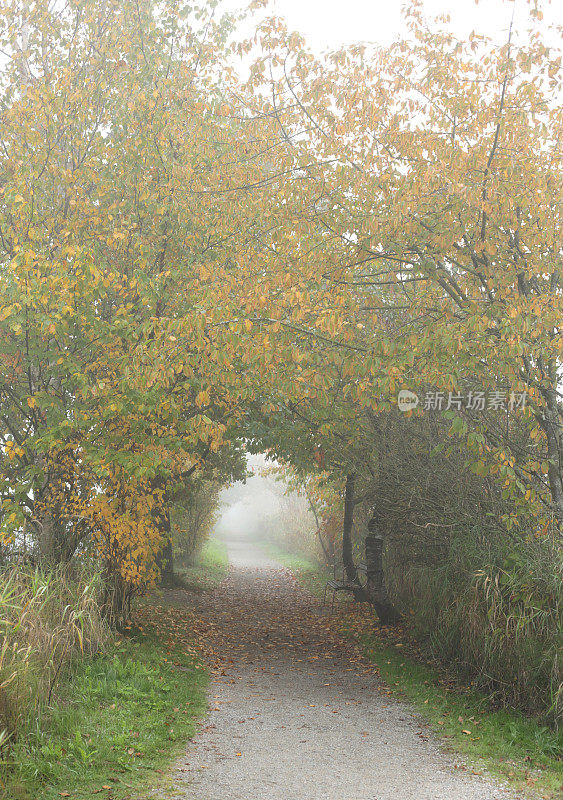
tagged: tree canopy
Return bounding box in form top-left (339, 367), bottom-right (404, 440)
top-left (0, 0), bottom-right (560, 614)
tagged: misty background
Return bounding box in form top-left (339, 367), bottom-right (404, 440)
top-left (213, 453), bottom-right (319, 560)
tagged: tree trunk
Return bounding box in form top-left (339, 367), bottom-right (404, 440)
top-left (304, 488), bottom-right (333, 565)
top-left (342, 473), bottom-right (357, 582)
top-left (152, 479), bottom-right (174, 583)
top-left (158, 534), bottom-right (174, 582)
top-left (341, 473), bottom-right (367, 601)
top-left (365, 512), bottom-right (400, 625)
top-left (539, 382), bottom-right (563, 528)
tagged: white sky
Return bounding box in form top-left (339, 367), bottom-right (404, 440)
top-left (225, 0), bottom-right (562, 50)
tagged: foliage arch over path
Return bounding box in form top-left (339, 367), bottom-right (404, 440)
top-left (0, 0), bottom-right (560, 625)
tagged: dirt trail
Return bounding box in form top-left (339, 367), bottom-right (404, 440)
top-left (173, 532), bottom-right (520, 800)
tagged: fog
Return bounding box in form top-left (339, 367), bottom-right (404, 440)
top-left (213, 453), bottom-right (315, 564)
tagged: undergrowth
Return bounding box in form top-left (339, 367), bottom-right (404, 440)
top-left (0, 565), bottom-right (108, 753)
top-left (2, 620), bottom-right (206, 800)
top-left (388, 529), bottom-right (562, 722)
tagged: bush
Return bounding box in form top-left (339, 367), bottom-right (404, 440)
top-left (373, 413), bottom-right (562, 722)
top-left (388, 528), bottom-right (561, 722)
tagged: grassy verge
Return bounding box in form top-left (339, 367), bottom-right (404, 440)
top-left (259, 539), bottom-right (563, 800)
top-left (4, 620), bottom-right (207, 800)
top-left (359, 635), bottom-right (562, 798)
top-left (176, 537), bottom-right (229, 592)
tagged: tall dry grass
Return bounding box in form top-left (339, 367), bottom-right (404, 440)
top-left (0, 565), bottom-right (109, 747)
top-left (366, 412), bottom-right (562, 724)
top-left (387, 527), bottom-right (562, 724)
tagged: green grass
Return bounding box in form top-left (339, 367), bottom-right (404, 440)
top-left (5, 538), bottom-right (230, 799)
top-left (3, 627), bottom-right (207, 800)
top-left (176, 537), bottom-right (229, 592)
top-left (260, 539), bottom-right (563, 799)
top-left (359, 635), bottom-right (563, 798)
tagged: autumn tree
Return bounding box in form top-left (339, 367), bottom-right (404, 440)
top-left (0, 0), bottom-right (363, 610)
top-left (247, 1), bottom-right (563, 535)
top-left (0, 0), bottom-right (277, 590)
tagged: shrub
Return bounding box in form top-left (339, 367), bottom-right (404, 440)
top-left (374, 414), bottom-right (562, 722)
top-left (388, 529), bottom-right (561, 722)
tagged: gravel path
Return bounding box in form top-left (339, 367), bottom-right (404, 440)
top-left (174, 532), bottom-right (521, 800)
